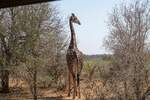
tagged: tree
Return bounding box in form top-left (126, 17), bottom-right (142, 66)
top-left (0, 8), bottom-right (20, 93)
top-left (104, 0), bottom-right (150, 99)
top-left (11, 3), bottom-right (67, 99)
top-left (0, 3), bottom-right (67, 98)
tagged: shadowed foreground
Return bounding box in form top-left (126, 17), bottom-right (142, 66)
top-left (0, 79), bottom-right (84, 100)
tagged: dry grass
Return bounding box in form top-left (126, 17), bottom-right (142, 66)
top-left (0, 78), bottom-right (89, 100)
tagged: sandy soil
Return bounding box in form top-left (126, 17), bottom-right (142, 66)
top-left (0, 79), bottom-right (87, 100)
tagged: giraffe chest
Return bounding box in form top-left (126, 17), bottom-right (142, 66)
top-left (67, 49), bottom-right (80, 56)
top-left (66, 49), bottom-right (79, 60)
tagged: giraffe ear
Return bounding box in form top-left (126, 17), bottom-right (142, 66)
top-left (72, 13), bottom-right (75, 17)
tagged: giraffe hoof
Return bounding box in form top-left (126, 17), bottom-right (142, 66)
top-left (79, 96), bottom-right (81, 99)
top-left (67, 94), bottom-right (70, 97)
top-left (73, 97), bottom-right (75, 99)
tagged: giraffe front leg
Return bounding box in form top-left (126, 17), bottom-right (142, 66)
top-left (67, 72), bottom-right (71, 97)
top-left (78, 83), bottom-right (81, 99)
top-left (73, 80), bottom-right (76, 99)
top-left (72, 74), bottom-right (76, 99)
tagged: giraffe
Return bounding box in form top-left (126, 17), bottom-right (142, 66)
top-left (66, 13), bottom-right (83, 99)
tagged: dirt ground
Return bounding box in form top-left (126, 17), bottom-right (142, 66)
top-left (0, 79), bottom-right (90, 100)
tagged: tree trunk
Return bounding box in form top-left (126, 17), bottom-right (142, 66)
top-left (1, 69), bottom-right (9, 93)
top-left (33, 69), bottom-right (37, 100)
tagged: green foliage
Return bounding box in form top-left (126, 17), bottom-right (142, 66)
top-left (83, 55), bottom-right (112, 80)
top-left (84, 56), bottom-right (112, 72)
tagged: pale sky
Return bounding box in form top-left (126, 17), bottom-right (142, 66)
top-left (52, 0), bottom-right (130, 55)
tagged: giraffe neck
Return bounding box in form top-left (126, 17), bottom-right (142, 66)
top-left (69, 19), bottom-right (77, 49)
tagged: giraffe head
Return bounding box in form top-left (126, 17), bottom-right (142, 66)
top-left (70, 13), bottom-right (81, 25)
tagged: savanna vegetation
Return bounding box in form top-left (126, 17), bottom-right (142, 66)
top-left (0, 0), bottom-right (150, 100)
top-left (83, 0), bottom-right (150, 100)
top-left (0, 3), bottom-right (67, 100)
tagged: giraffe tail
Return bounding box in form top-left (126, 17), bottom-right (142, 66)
top-left (77, 73), bottom-right (80, 86)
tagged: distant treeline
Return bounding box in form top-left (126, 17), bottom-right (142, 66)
top-left (84, 54), bottom-right (112, 61)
